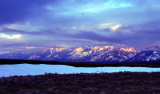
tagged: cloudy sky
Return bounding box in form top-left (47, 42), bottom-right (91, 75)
top-left (0, 0), bottom-right (160, 53)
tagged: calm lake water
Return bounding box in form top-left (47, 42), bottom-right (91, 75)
top-left (0, 64), bottom-right (160, 77)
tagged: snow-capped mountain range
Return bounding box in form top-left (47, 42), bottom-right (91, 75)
top-left (0, 46), bottom-right (160, 63)
top-left (29, 46), bottom-right (137, 62)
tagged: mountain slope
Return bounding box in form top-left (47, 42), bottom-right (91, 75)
top-left (130, 50), bottom-right (160, 62)
top-left (29, 46), bottom-right (138, 62)
top-left (2, 46), bottom-right (160, 63)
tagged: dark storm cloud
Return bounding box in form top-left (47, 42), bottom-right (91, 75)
top-left (0, 0), bottom-right (60, 25)
top-left (0, 27), bottom-right (57, 35)
top-left (0, 0), bottom-right (160, 53)
top-left (1, 0), bottom-right (160, 25)
top-left (65, 20), bottom-right (160, 49)
top-left (70, 31), bottom-right (121, 42)
top-left (0, 43), bottom-right (25, 49)
top-left (1, 20), bottom-right (160, 49)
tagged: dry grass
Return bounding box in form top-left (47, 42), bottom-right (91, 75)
top-left (0, 72), bottom-right (160, 94)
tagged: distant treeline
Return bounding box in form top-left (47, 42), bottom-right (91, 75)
top-left (0, 59), bottom-right (160, 67)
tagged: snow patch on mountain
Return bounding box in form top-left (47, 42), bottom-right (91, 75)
top-left (28, 46), bottom-right (138, 62)
top-left (2, 46), bottom-right (160, 63)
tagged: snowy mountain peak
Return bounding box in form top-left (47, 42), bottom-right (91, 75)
top-left (90, 46), bottom-right (115, 51)
top-left (27, 46), bottom-right (138, 62)
top-left (42, 48), bottom-right (66, 54)
top-left (50, 48), bottom-right (66, 52)
top-left (120, 48), bottom-right (138, 52)
top-left (70, 46), bottom-right (116, 56)
top-left (3, 45), bottom-right (160, 63)
top-left (70, 47), bottom-right (84, 55)
top-left (74, 47), bottom-right (84, 52)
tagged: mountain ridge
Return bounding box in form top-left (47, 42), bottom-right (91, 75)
top-left (0, 46), bottom-right (160, 63)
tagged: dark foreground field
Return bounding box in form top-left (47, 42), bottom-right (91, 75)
top-left (0, 72), bottom-right (160, 94)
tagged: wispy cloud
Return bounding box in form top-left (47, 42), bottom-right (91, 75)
top-left (0, 33), bottom-right (22, 39)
